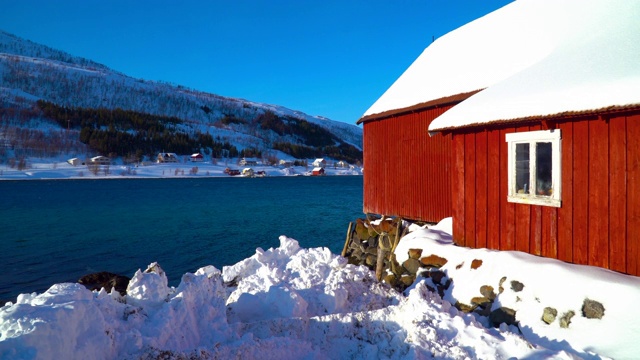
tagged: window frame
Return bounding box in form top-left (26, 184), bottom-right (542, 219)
top-left (505, 129), bottom-right (562, 207)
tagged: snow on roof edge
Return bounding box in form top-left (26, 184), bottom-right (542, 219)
top-left (357, 90), bottom-right (482, 125)
top-left (362, 0), bottom-right (547, 118)
top-left (429, 104), bottom-right (640, 134)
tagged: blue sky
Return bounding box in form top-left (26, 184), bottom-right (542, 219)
top-left (0, 0), bottom-right (513, 124)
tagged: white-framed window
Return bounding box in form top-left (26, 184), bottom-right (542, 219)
top-left (505, 129), bottom-right (561, 207)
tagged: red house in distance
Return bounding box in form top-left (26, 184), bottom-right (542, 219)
top-left (190, 153), bottom-right (204, 162)
top-left (359, 0), bottom-right (640, 276)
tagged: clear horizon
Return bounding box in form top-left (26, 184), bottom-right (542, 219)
top-left (0, 0), bottom-right (513, 124)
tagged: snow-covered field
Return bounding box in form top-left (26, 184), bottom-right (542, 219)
top-left (1, 218), bottom-right (638, 359)
top-left (0, 159), bottom-right (362, 180)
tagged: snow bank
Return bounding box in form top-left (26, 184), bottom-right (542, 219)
top-left (224, 236), bottom-right (396, 324)
top-left (2, 230), bottom-right (637, 359)
top-left (396, 219), bottom-right (640, 359)
top-left (0, 263), bottom-right (234, 359)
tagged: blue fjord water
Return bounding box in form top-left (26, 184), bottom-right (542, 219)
top-left (0, 176), bottom-right (363, 303)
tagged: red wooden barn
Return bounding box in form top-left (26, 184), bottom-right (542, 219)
top-left (362, 0), bottom-right (640, 276)
top-left (357, 0), bottom-right (532, 223)
top-left (356, 96), bottom-right (461, 223)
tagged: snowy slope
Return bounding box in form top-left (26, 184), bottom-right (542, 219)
top-left (0, 30), bottom-right (362, 154)
top-left (0, 31), bottom-right (108, 71)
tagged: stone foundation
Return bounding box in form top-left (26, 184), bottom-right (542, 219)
top-left (342, 217), bottom-right (607, 329)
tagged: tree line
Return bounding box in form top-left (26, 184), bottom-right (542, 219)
top-left (36, 101), bottom-right (239, 160)
top-left (31, 101), bottom-right (361, 163)
top-left (255, 111), bottom-right (362, 163)
top-left (255, 111), bottom-right (336, 148)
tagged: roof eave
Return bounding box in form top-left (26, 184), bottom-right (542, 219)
top-left (356, 89), bottom-right (483, 125)
top-left (428, 103), bottom-right (640, 134)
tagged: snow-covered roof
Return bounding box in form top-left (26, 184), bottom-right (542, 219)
top-left (361, 0), bottom-right (640, 131)
top-left (430, 0), bottom-right (640, 131)
top-left (362, 0), bottom-right (540, 120)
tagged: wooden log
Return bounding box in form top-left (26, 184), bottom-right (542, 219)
top-left (376, 245), bottom-right (388, 281)
top-left (391, 218), bottom-right (403, 253)
top-left (341, 221), bottom-right (353, 257)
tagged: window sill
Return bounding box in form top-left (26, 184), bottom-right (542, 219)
top-left (507, 195), bottom-right (561, 208)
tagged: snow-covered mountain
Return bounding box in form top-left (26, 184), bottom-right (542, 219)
top-left (0, 30), bottom-right (362, 162)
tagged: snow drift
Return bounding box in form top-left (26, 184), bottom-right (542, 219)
top-left (2, 221), bottom-right (638, 359)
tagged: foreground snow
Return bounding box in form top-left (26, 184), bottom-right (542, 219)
top-left (1, 220), bottom-right (639, 359)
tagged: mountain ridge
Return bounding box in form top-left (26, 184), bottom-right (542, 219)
top-left (0, 30), bottom-right (362, 164)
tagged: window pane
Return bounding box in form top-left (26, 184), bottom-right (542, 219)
top-left (515, 143), bottom-right (529, 194)
top-left (536, 142), bottom-right (552, 196)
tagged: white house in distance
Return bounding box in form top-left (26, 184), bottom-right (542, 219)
top-left (313, 158), bottom-right (326, 167)
top-left (90, 156), bottom-right (110, 165)
top-left (241, 168), bottom-right (254, 177)
top-left (67, 158), bottom-right (81, 166)
top-left (239, 158), bottom-right (258, 166)
top-left (157, 153), bottom-right (178, 163)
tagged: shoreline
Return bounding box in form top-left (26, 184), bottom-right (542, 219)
top-left (0, 161), bottom-right (363, 181)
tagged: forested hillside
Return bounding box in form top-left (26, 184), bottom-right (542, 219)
top-left (0, 30), bottom-right (362, 164)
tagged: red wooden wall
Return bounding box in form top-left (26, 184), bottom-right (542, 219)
top-left (362, 106), bottom-right (453, 223)
top-left (451, 113), bottom-right (640, 276)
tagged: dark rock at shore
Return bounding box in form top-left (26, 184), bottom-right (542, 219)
top-left (490, 307), bottom-right (518, 327)
top-left (78, 272), bottom-right (131, 295)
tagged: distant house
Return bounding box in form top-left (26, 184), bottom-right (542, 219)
top-left (241, 168), bottom-right (254, 177)
top-left (312, 167), bottom-right (325, 176)
top-left (190, 153), bottom-right (204, 162)
top-left (239, 158), bottom-right (258, 166)
top-left (90, 156), bottom-right (110, 165)
top-left (313, 158), bottom-right (326, 167)
top-left (336, 161), bottom-right (349, 168)
top-left (224, 168), bottom-right (240, 176)
top-left (67, 158), bottom-right (81, 166)
top-left (279, 160), bottom-right (293, 167)
top-left (157, 153), bottom-right (178, 163)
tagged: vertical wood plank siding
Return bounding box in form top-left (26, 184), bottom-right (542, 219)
top-left (362, 107), bottom-right (453, 223)
top-left (451, 113), bottom-right (640, 276)
top-left (486, 129), bottom-right (501, 250)
top-left (464, 132), bottom-right (476, 247)
top-left (627, 115), bottom-right (640, 276)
